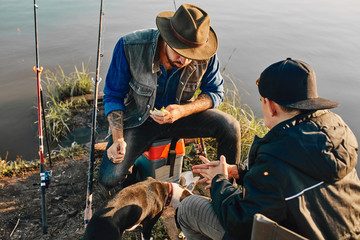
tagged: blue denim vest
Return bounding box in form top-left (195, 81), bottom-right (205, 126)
top-left (122, 29), bottom-right (209, 129)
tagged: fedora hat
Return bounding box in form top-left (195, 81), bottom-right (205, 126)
top-left (257, 58), bottom-right (339, 110)
top-left (156, 4), bottom-right (218, 60)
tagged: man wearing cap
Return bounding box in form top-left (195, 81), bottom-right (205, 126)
top-left (177, 58), bottom-right (360, 239)
top-left (98, 4), bottom-right (241, 189)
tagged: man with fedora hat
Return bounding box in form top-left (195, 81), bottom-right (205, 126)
top-left (176, 58), bottom-right (360, 239)
top-left (98, 4), bottom-right (241, 189)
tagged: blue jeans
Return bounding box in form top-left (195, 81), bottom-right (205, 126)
top-left (98, 109), bottom-right (241, 188)
top-left (176, 195), bottom-right (225, 240)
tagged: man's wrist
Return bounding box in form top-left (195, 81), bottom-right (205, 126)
top-left (113, 137), bottom-right (124, 142)
top-left (228, 165), bottom-right (239, 179)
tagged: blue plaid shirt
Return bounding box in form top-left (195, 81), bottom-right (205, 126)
top-left (103, 37), bottom-right (224, 117)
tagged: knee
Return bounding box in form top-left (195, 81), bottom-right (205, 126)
top-left (218, 113), bottom-right (241, 139)
top-left (228, 116), bottom-right (241, 137)
top-left (176, 195), bottom-right (196, 228)
top-left (97, 170), bottom-right (119, 189)
top-left (177, 195), bottom-right (207, 224)
top-left (97, 155), bottom-right (126, 189)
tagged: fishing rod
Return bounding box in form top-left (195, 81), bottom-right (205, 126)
top-left (84, 0), bottom-right (104, 228)
top-left (41, 92), bottom-right (52, 167)
top-left (33, 0), bottom-right (50, 234)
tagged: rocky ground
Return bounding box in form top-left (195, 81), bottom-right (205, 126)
top-left (0, 101), bottom-right (209, 240)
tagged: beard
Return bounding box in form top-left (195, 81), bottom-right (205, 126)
top-left (165, 48), bottom-right (185, 69)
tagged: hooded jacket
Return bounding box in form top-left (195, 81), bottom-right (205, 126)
top-left (211, 110), bottom-right (360, 240)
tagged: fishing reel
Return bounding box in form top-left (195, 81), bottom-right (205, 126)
top-left (40, 171), bottom-right (51, 188)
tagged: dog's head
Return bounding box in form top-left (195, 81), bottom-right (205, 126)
top-left (166, 182), bottom-right (192, 209)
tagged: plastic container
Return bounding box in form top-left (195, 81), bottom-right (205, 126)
top-left (135, 138), bottom-right (185, 182)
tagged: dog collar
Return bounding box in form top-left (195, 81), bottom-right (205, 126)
top-left (165, 183), bottom-right (173, 206)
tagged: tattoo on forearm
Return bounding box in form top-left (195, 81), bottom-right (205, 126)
top-left (108, 111), bottom-right (124, 131)
top-left (195, 94), bottom-right (213, 109)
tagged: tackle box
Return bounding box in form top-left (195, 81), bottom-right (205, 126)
top-left (135, 138), bottom-right (185, 182)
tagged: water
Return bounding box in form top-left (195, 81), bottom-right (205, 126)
top-left (1, 0), bottom-right (359, 171)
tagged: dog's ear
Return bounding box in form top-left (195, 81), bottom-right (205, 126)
top-left (180, 188), bottom-right (192, 202)
top-left (179, 176), bottom-right (186, 187)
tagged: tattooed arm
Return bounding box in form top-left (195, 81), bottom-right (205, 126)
top-left (107, 110), bottom-right (127, 163)
top-left (150, 94), bottom-right (213, 124)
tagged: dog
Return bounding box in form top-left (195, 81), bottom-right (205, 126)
top-left (83, 177), bottom-right (193, 240)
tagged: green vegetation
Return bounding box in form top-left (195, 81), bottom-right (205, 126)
top-left (184, 74), bottom-right (268, 168)
top-left (220, 73), bottom-right (268, 161)
top-left (0, 143), bottom-right (86, 178)
top-left (0, 155), bottom-right (39, 177)
top-left (44, 62), bottom-right (93, 143)
top-left (0, 63), bottom-right (92, 177)
top-left (45, 97), bottom-right (72, 143)
top-left (45, 62), bottom-right (93, 103)
top-left (57, 142), bottom-right (88, 160)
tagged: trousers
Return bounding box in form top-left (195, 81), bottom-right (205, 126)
top-left (98, 109), bottom-right (241, 188)
top-left (176, 195), bottom-right (225, 240)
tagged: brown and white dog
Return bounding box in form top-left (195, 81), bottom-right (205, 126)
top-left (83, 177), bottom-right (192, 240)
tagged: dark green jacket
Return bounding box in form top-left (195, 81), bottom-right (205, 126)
top-left (211, 110), bottom-right (360, 240)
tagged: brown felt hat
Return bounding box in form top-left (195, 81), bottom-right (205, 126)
top-left (257, 58), bottom-right (339, 110)
top-left (156, 4), bottom-right (218, 60)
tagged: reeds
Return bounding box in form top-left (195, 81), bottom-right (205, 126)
top-left (0, 63), bottom-right (94, 177)
top-left (43, 62), bottom-right (93, 143)
top-left (45, 62), bottom-right (93, 102)
top-left (220, 73), bottom-right (268, 162)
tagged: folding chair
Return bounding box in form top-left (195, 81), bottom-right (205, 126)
top-left (251, 214), bottom-right (309, 240)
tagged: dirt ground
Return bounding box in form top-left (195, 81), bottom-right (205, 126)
top-left (0, 155), bottom-right (89, 239)
top-left (0, 102), bottom-right (208, 240)
top-left (0, 152), bottom-right (187, 240)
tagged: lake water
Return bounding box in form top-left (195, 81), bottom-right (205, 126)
top-left (1, 0), bottom-right (359, 171)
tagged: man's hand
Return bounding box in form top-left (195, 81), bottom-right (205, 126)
top-left (107, 139), bottom-right (127, 163)
top-left (192, 155), bottom-right (228, 189)
top-left (149, 94), bottom-right (213, 124)
top-left (150, 104), bottom-right (184, 124)
top-left (107, 110), bottom-right (126, 163)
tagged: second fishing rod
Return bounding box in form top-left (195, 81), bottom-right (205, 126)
top-left (84, 0), bottom-right (105, 228)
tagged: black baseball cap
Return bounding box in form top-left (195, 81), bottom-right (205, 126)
top-left (257, 58), bottom-right (339, 110)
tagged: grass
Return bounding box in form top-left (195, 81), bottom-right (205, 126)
top-left (57, 142), bottom-right (87, 160)
top-left (44, 62), bottom-right (93, 103)
top-left (43, 62), bottom-right (93, 144)
top-left (183, 73), bottom-right (268, 167)
top-left (0, 155), bottom-right (39, 177)
top-left (0, 63), bottom-right (93, 177)
top-left (0, 143), bottom-right (86, 178)
top-left (44, 96), bottom-right (72, 143)
top-left (220, 73), bottom-right (268, 162)
top-left (121, 218), bottom-right (171, 240)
